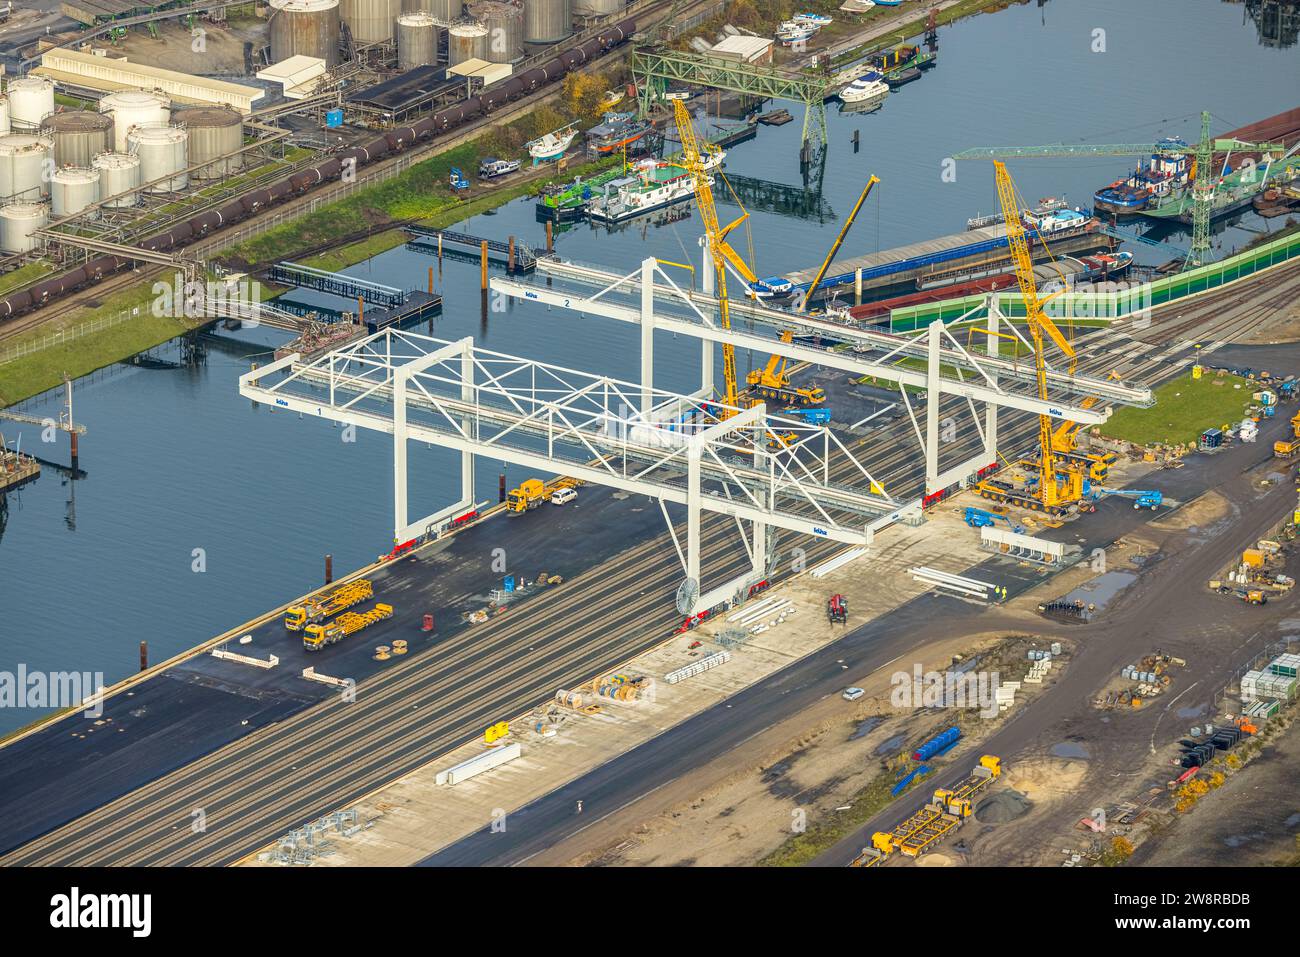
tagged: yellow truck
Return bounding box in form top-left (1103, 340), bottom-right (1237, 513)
top-left (507, 476), bottom-right (581, 512)
top-left (303, 602), bottom-right (393, 651)
top-left (1274, 439), bottom-right (1300, 459)
top-left (284, 579), bottom-right (374, 631)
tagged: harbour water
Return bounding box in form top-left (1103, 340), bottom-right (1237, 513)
top-left (1, 0), bottom-right (1297, 733)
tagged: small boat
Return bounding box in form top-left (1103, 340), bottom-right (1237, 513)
top-left (792, 12), bottom-right (833, 25)
top-left (479, 157), bottom-right (521, 179)
top-left (598, 89), bottom-right (625, 111)
top-left (586, 112), bottom-right (653, 154)
top-left (1093, 139), bottom-right (1190, 216)
top-left (748, 276), bottom-right (796, 301)
top-left (776, 20), bottom-right (818, 45)
top-left (527, 124), bottom-right (578, 164)
top-left (872, 0), bottom-right (903, 6)
top-left (838, 73), bottom-right (889, 104)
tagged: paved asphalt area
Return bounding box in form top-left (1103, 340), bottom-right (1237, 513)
top-left (423, 406), bottom-right (1300, 866)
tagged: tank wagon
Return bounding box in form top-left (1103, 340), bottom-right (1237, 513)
top-left (0, 20), bottom-right (634, 320)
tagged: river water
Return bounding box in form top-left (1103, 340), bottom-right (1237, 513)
top-left (1, 0), bottom-right (1295, 733)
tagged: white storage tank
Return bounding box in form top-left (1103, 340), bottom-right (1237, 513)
top-left (99, 90), bottom-right (171, 152)
top-left (0, 133), bottom-right (53, 201)
top-left (6, 77), bottom-right (56, 131)
top-left (268, 0), bottom-right (342, 66)
top-left (128, 124), bottom-right (188, 193)
top-left (172, 106), bottom-right (243, 180)
top-left (92, 151), bottom-right (142, 208)
top-left (396, 13), bottom-right (439, 69)
top-left (0, 95), bottom-right (9, 136)
top-left (447, 21), bottom-right (489, 65)
top-left (50, 166), bottom-right (101, 220)
top-left (0, 201), bottom-right (49, 253)
top-left (573, 0), bottom-right (620, 13)
top-left (411, 0), bottom-right (461, 18)
top-left (524, 0), bottom-right (572, 43)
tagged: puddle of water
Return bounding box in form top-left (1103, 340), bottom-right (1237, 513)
top-left (1063, 571), bottom-right (1138, 610)
top-left (874, 733), bottom-right (906, 757)
top-left (1176, 704), bottom-right (1210, 719)
top-left (1284, 812), bottom-right (1300, 829)
top-left (849, 716), bottom-right (883, 741)
top-left (1051, 741), bottom-right (1090, 760)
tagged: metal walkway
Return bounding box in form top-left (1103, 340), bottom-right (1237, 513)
top-left (404, 226), bottom-right (537, 272)
top-left (266, 262), bottom-right (405, 309)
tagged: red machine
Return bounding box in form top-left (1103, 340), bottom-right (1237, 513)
top-left (827, 594), bottom-right (848, 624)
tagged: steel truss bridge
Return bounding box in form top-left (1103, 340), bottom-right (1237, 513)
top-left (239, 328), bottom-right (911, 613)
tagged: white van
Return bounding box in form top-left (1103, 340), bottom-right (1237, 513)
top-left (550, 487), bottom-right (577, 506)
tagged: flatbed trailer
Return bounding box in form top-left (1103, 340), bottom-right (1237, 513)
top-left (303, 602), bottom-right (394, 651)
top-left (284, 579), bottom-right (375, 631)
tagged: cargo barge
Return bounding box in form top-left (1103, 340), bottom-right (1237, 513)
top-left (784, 208), bottom-right (1115, 302)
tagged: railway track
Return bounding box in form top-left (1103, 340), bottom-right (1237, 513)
top-left (3, 221), bottom-right (1295, 869)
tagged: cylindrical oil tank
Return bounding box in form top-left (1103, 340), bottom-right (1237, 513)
top-left (50, 166), bottom-right (101, 220)
top-left (0, 202), bottom-right (49, 254)
top-left (469, 1), bottom-right (523, 62)
top-left (0, 134), bottom-right (53, 201)
top-left (572, 0), bottom-right (620, 14)
top-left (411, 0), bottom-right (462, 20)
top-left (447, 21), bottom-right (489, 65)
top-left (338, 0), bottom-right (401, 44)
top-left (172, 106), bottom-right (243, 180)
top-left (6, 77), bottom-right (55, 131)
top-left (40, 110), bottom-right (114, 168)
top-left (92, 151), bottom-right (142, 208)
top-left (524, 0), bottom-right (571, 43)
top-left (0, 96), bottom-right (9, 136)
top-left (99, 90), bottom-right (171, 152)
top-left (128, 124), bottom-right (189, 193)
top-left (268, 0), bottom-right (342, 67)
top-left (396, 13), bottom-right (439, 68)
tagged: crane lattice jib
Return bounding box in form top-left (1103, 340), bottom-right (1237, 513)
top-left (993, 161), bottom-right (1061, 506)
top-left (674, 100), bottom-right (738, 410)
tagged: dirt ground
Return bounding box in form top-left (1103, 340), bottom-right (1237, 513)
top-left (565, 629), bottom-right (1066, 867)
top-left (95, 19), bottom-right (268, 76)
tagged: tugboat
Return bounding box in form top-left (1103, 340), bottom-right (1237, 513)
top-left (586, 152), bottom-right (725, 224)
top-left (1093, 139), bottom-right (1190, 216)
top-left (586, 111), bottom-right (654, 154)
top-left (527, 124), bottom-right (578, 165)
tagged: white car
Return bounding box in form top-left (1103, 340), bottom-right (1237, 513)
top-left (842, 687), bottom-right (865, 702)
top-left (550, 487), bottom-right (577, 506)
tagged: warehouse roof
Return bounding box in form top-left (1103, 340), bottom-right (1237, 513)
top-left (710, 35), bottom-right (773, 62)
top-left (35, 49), bottom-right (264, 113)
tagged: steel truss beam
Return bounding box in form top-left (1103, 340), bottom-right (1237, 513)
top-left (494, 258), bottom-right (1144, 419)
top-left (238, 328), bottom-right (916, 611)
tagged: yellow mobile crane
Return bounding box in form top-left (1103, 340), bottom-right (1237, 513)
top-left (973, 162), bottom-right (1087, 516)
top-left (673, 99), bottom-right (742, 413)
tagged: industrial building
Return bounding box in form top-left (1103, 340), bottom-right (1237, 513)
top-left (35, 48), bottom-right (265, 113)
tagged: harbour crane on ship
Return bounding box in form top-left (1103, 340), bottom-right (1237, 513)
top-left (971, 162), bottom-right (1088, 516)
top-left (954, 112), bottom-right (1289, 268)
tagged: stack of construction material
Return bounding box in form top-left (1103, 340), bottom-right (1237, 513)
top-left (1023, 655), bottom-right (1053, 685)
top-left (1241, 666), bottom-right (1297, 702)
top-left (665, 650), bottom-right (730, 684)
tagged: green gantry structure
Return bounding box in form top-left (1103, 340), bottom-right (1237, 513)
top-left (630, 45), bottom-right (833, 147)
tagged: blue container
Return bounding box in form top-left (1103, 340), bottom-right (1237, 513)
top-left (504, 575), bottom-right (515, 592)
top-left (326, 109), bottom-right (343, 128)
top-left (891, 764), bottom-right (932, 796)
top-left (912, 726), bottom-right (960, 761)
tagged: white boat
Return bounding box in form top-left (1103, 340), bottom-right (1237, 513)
top-left (526, 124), bottom-right (578, 164)
top-left (792, 12), bottom-right (833, 25)
top-left (838, 74), bottom-right (889, 104)
top-left (776, 20), bottom-right (818, 45)
top-left (587, 152), bottom-right (724, 224)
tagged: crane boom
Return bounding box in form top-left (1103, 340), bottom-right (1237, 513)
top-left (802, 174), bottom-right (878, 310)
top-left (674, 100), bottom-right (739, 410)
top-left (992, 160), bottom-right (1080, 510)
